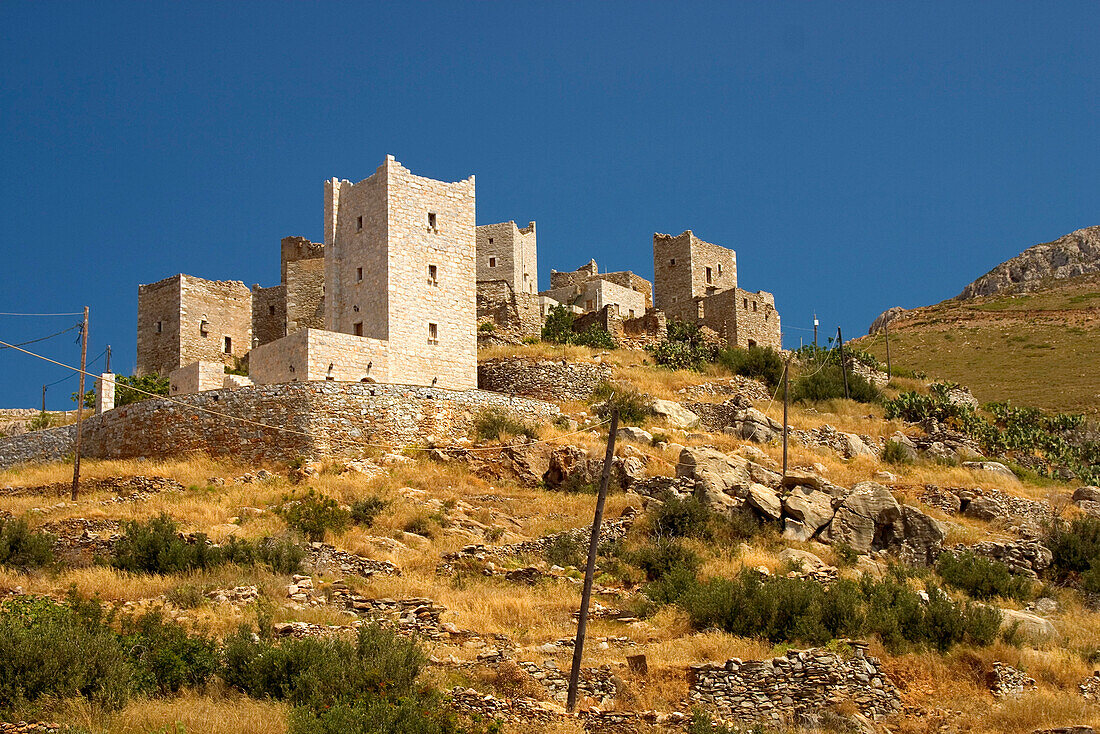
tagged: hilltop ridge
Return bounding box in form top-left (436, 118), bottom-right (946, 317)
top-left (958, 225), bottom-right (1100, 300)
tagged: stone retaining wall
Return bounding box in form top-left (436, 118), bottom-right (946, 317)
top-left (0, 383), bottom-right (558, 469)
top-left (688, 642), bottom-right (900, 726)
top-left (477, 358), bottom-right (611, 401)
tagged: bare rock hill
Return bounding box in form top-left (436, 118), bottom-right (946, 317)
top-left (958, 225), bottom-right (1100, 300)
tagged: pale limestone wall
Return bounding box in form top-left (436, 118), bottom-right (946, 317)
top-left (476, 221), bottom-right (538, 295)
top-left (542, 278), bottom-right (645, 318)
top-left (285, 258), bottom-right (325, 333)
top-left (251, 284), bottom-right (286, 347)
top-left (549, 260), bottom-right (598, 290)
top-left (324, 157), bottom-right (476, 391)
top-left (653, 231), bottom-right (737, 322)
top-left (731, 288), bottom-right (781, 349)
top-left (137, 275), bottom-right (252, 375)
top-left (95, 373), bottom-right (115, 415)
top-left (169, 360), bottom-right (227, 396)
top-left (248, 328), bottom-right (391, 385)
top-left (136, 276), bottom-right (182, 376)
top-left (280, 235), bottom-right (324, 283)
top-left (600, 271), bottom-right (653, 308)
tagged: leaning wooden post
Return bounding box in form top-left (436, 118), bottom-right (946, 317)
top-left (837, 326), bottom-right (850, 400)
top-left (884, 313), bottom-right (892, 378)
top-left (71, 306), bottom-right (88, 502)
top-left (566, 407), bottom-right (620, 712)
top-left (782, 355), bottom-right (791, 480)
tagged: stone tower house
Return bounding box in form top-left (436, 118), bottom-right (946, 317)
top-left (322, 156), bottom-right (477, 390)
top-left (653, 230), bottom-right (737, 322)
top-left (476, 221), bottom-right (538, 295)
top-left (136, 274), bottom-right (252, 376)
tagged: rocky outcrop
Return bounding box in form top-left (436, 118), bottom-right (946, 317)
top-left (542, 446), bottom-right (645, 491)
top-left (958, 225), bottom-right (1100, 300)
top-left (868, 306), bottom-right (907, 335)
top-left (650, 399), bottom-right (700, 429)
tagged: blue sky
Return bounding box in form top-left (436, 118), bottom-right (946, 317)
top-left (2, 2), bottom-right (1098, 409)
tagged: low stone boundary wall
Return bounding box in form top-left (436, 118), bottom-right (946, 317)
top-left (688, 642), bottom-right (900, 726)
top-left (0, 382), bottom-right (559, 470)
top-left (0, 424), bottom-right (76, 470)
top-left (477, 358), bottom-right (611, 401)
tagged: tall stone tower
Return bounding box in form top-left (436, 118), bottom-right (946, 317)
top-left (324, 156), bottom-right (477, 390)
top-left (652, 230), bottom-right (738, 322)
top-left (476, 221), bottom-right (538, 295)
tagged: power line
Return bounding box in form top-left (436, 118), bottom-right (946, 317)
top-left (0, 323), bottom-right (82, 350)
top-left (0, 311), bottom-right (86, 317)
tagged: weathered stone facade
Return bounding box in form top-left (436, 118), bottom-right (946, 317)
top-left (323, 156), bottom-right (477, 390)
top-left (476, 221), bottom-right (537, 295)
top-left (169, 360), bottom-right (226, 396)
top-left (250, 284), bottom-right (286, 348)
top-left (249, 328), bottom-right (389, 385)
top-left (475, 280), bottom-right (543, 338)
top-left (136, 274), bottom-right (252, 375)
top-left (652, 230), bottom-right (781, 349)
top-left (0, 383), bottom-right (559, 469)
top-left (543, 260), bottom-right (652, 316)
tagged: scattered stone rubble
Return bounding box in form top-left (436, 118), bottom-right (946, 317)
top-left (1073, 486), bottom-right (1100, 518)
top-left (206, 585), bottom-right (259, 605)
top-left (951, 539), bottom-right (1053, 578)
top-left (542, 445), bottom-right (647, 491)
top-left (0, 724), bottom-right (62, 733)
top-left (677, 376), bottom-right (771, 403)
top-left (1080, 671), bottom-right (1100, 700)
top-left (689, 642), bottom-right (900, 725)
top-left (988, 661), bottom-right (1036, 698)
top-left (517, 659), bottom-right (617, 705)
top-left (792, 424), bottom-right (881, 459)
top-left (304, 541), bottom-right (400, 577)
top-left (447, 688), bottom-right (690, 731)
top-left (445, 508), bottom-right (637, 564)
top-left (0, 475), bottom-right (183, 500)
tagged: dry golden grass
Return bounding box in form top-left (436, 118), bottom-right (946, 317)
top-left (51, 690), bottom-right (287, 734)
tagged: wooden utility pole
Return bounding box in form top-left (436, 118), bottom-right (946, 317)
top-left (105, 344), bottom-right (111, 374)
top-left (41, 385), bottom-right (46, 414)
top-left (71, 306), bottom-right (88, 502)
top-left (566, 408), bottom-right (620, 712)
top-left (782, 356), bottom-right (792, 479)
top-left (884, 315), bottom-right (892, 379)
top-left (837, 326), bottom-right (850, 400)
top-left (813, 314), bottom-right (818, 349)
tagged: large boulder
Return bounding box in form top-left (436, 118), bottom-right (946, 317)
top-left (782, 487), bottom-right (835, 540)
top-left (893, 505), bottom-right (945, 566)
top-left (1000, 608), bottom-right (1058, 643)
top-left (617, 426), bottom-right (653, 444)
top-left (1073, 486), bottom-right (1100, 503)
top-left (651, 399), bottom-right (700, 429)
top-left (963, 461), bottom-right (1019, 482)
top-left (746, 483), bottom-right (783, 521)
top-left (732, 408), bottom-right (783, 443)
top-left (543, 446), bottom-right (589, 487)
top-left (825, 482), bottom-right (902, 553)
top-left (842, 432), bottom-right (876, 458)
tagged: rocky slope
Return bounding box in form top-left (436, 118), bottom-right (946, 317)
top-left (958, 225), bottom-right (1100, 300)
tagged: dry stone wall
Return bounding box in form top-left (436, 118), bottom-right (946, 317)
top-left (250, 284), bottom-right (286, 347)
top-left (477, 358), bottom-right (611, 401)
top-left (0, 382), bottom-right (559, 469)
top-left (689, 643), bottom-right (900, 726)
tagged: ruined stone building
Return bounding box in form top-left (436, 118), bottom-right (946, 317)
top-left (475, 221), bottom-right (543, 337)
top-left (249, 156), bottom-right (477, 390)
top-left (540, 260), bottom-right (652, 319)
top-left (652, 230), bottom-right (781, 349)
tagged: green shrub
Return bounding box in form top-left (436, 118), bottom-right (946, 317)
top-left (111, 513), bottom-right (221, 575)
top-left (545, 532), bottom-right (586, 568)
top-left (351, 496), bottom-right (389, 528)
top-left (633, 540), bottom-right (700, 582)
top-left (276, 490), bottom-right (351, 542)
top-left (573, 325), bottom-right (617, 349)
top-left (120, 610), bottom-right (217, 695)
top-left (936, 551), bottom-right (1034, 602)
top-left (791, 364), bottom-right (880, 403)
top-left (473, 408), bottom-right (538, 441)
top-left (27, 412), bottom-right (54, 431)
top-left (590, 381), bottom-right (653, 426)
top-left (881, 439), bottom-right (913, 466)
top-left (0, 596), bottom-right (132, 713)
top-left (650, 340), bottom-right (714, 371)
top-left (478, 321), bottom-right (496, 332)
top-left (541, 305), bottom-right (575, 344)
top-left (253, 536), bottom-right (306, 575)
top-left (1046, 516), bottom-right (1100, 588)
top-left (717, 346), bottom-right (785, 388)
top-left (287, 695), bottom-right (477, 734)
top-left (648, 494), bottom-right (711, 540)
top-left (0, 517), bottom-right (55, 570)
top-left (403, 513), bottom-right (440, 539)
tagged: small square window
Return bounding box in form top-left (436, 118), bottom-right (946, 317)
top-left (155, 321), bottom-right (162, 334)
top-left (427, 212), bottom-right (437, 229)
top-left (354, 322), bottom-right (363, 337)
top-left (268, 305), bottom-right (275, 316)
top-left (356, 215), bottom-right (363, 231)
top-left (427, 264), bottom-right (438, 286)
top-left (717, 263), bottom-right (723, 276)
top-left (428, 322), bottom-right (438, 345)
top-left (743, 298), bottom-right (748, 309)
top-left (356, 267), bottom-right (363, 282)
top-left (752, 301), bottom-right (758, 312)
top-left (705, 267), bottom-right (713, 284)
top-left (488, 257), bottom-right (497, 268)
top-left (223, 336), bottom-right (232, 354)
top-left (669, 258), bottom-right (676, 266)
top-left (487, 237), bottom-right (493, 245)
top-left (585, 299), bottom-right (594, 311)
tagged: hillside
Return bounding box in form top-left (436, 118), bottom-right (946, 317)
top-left (1, 343), bottom-right (1099, 734)
top-left (958, 226), bottom-right (1100, 300)
top-left (859, 273), bottom-right (1100, 415)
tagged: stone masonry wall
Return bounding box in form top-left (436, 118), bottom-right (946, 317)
top-left (285, 258), bottom-right (325, 333)
top-left (476, 221), bottom-right (537, 295)
top-left (251, 284), bottom-right (286, 347)
top-left (599, 270), bottom-right (653, 308)
top-left (248, 328), bottom-right (391, 385)
top-left (653, 231), bottom-right (737, 323)
top-left (280, 235), bottom-right (325, 283)
top-left (731, 287), bottom-right (781, 349)
top-left (136, 276), bottom-right (182, 376)
top-left (477, 358), bottom-right (612, 400)
top-left (689, 643), bottom-right (900, 726)
top-left (0, 383), bottom-right (558, 468)
top-left (169, 360), bottom-right (226, 396)
top-left (476, 280), bottom-right (543, 338)
top-left (549, 260), bottom-right (598, 290)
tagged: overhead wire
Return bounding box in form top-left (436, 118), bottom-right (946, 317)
top-left (0, 323), bottom-right (82, 350)
top-left (0, 311), bottom-right (85, 317)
